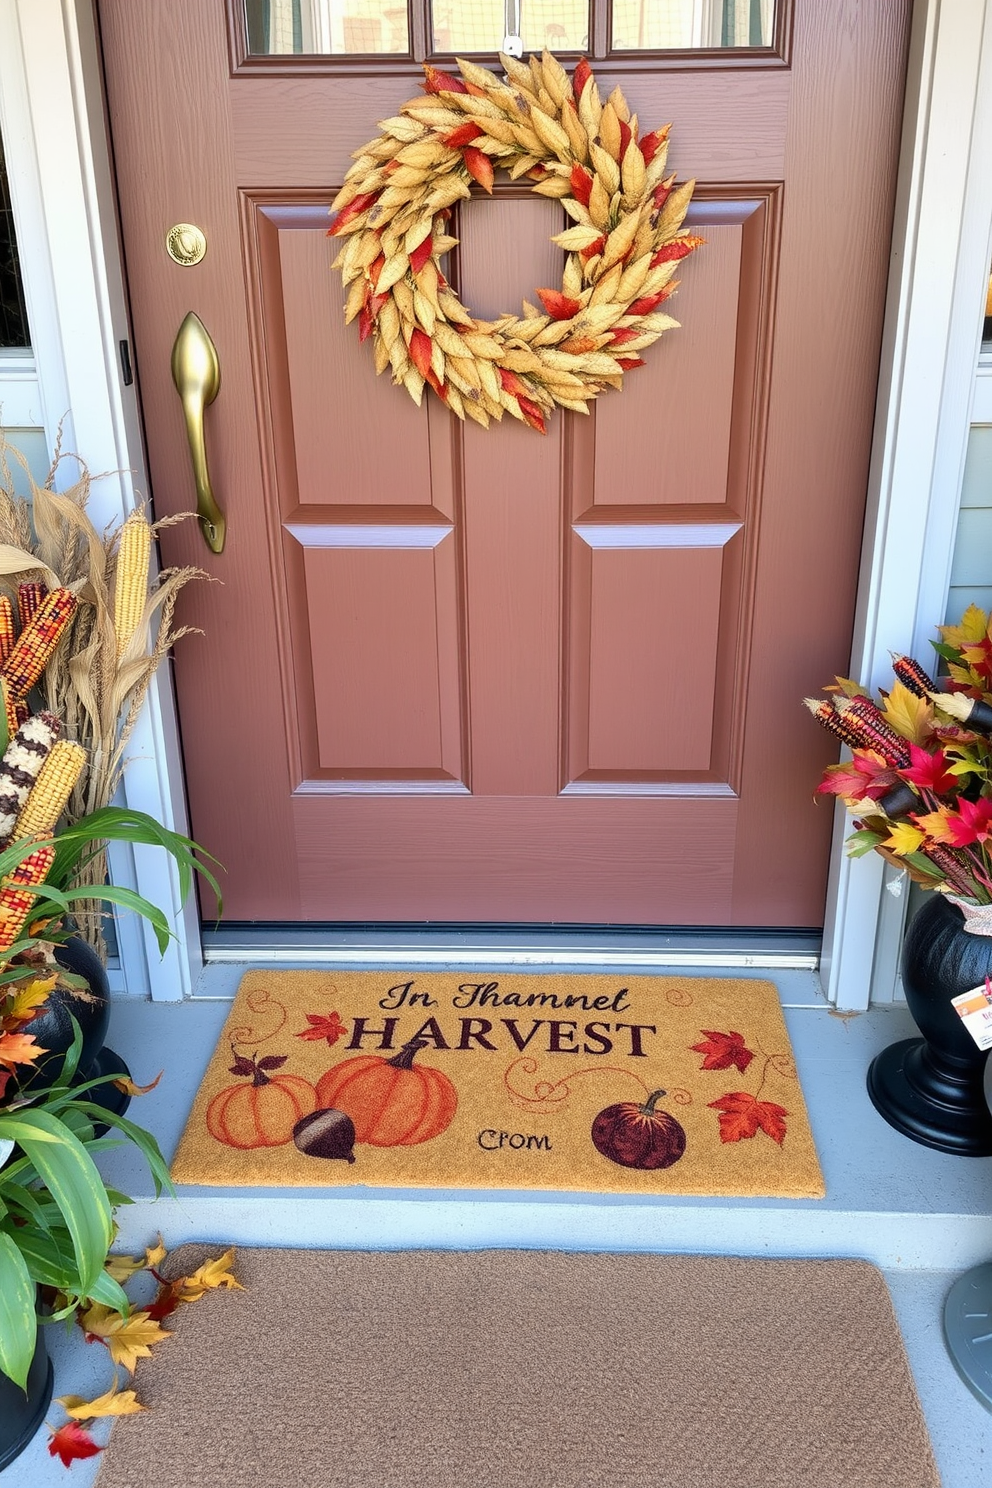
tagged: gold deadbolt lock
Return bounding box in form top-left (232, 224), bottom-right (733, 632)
top-left (166, 223), bottom-right (207, 267)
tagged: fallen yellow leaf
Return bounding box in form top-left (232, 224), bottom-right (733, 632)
top-left (174, 1247), bottom-right (244, 1303)
top-left (80, 1305), bottom-right (171, 1374)
top-left (56, 1382), bottom-right (145, 1420)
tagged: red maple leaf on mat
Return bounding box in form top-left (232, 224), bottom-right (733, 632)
top-left (297, 1011), bottom-right (348, 1047)
top-left (708, 1092), bottom-right (788, 1145)
top-left (690, 1030), bottom-right (755, 1073)
top-left (48, 1423), bottom-right (103, 1466)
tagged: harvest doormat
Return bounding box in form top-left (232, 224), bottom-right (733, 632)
top-left (171, 971), bottom-right (824, 1197)
top-left (96, 1248), bottom-right (939, 1488)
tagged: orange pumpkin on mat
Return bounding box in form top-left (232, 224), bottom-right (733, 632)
top-left (207, 1051), bottom-right (317, 1149)
top-left (315, 1038), bottom-right (457, 1147)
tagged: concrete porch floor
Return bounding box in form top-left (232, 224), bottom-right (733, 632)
top-left (2, 967), bottom-right (992, 1486)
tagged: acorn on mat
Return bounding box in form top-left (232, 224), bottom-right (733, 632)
top-left (293, 1108), bottom-right (357, 1164)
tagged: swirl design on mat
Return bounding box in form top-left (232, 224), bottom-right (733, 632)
top-left (503, 1058), bottom-right (650, 1114)
top-left (665, 986), bottom-right (694, 1007)
top-left (229, 989), bottom-right (288, 1050)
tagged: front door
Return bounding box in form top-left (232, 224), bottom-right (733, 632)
top-left (94, 0), bottom-right (910, 926)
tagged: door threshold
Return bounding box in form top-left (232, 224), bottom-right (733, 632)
top-left (201, 924), bottom-right (820, 972)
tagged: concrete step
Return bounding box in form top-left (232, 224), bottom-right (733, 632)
top-left (94, 986), bottom-right (992, 1270)
top-left (3, 972), bottom-right (992, 1486)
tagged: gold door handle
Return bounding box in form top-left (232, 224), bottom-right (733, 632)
top-left (170, 311), bottom-right (226, 554)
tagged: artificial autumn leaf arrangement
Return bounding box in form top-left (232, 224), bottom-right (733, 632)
top-left (46, 1242), bottom-right (242, 1467)
top-left (807, 606), bottom-right (992, 919)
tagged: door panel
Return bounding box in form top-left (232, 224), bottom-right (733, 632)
top-left (95, 0), bottom-right (911, 926)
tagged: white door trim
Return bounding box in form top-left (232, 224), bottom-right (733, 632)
top-left (2, 0), bottom-right (990, 1005)
top-left (821, 0), bottom-right (992, 1008)
top-left (0, 0), bottom-right (201, 999)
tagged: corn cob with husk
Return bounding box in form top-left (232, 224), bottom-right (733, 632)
top-left (13, 739), bottom-right (87, 840)
top-left (114, 510), bottom-right (152, 657)
top-left (0, 843), bottom-right (56, 951)
top-left (0, 712), bottom-right (61, 845)
top-left (1, 587), bottom-right (77, 701)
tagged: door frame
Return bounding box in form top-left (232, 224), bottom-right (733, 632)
top-left (1, 0), bottom-right (990, 1005)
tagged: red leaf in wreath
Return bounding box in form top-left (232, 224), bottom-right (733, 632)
top-left (570, 164), bottom-right (594, 208)
top-left (517, 396), bottom-right (547, 434)
top-left (691, 1029), bottom-right (755, 1073)
top-left (652, 234), bottom-right (706, 265)
top-left (616, 357), bottom-right (645, 369)
top-left (560, 335), bottom-right (599, 355)
top-left (445, 121), bottom-right (483, 148)
top-left (408, 236), bottom-right (434, 275)
top-left (610, 326), bottom-right (641, 346)
top-left (618, 120), bottom-right (633, 158)
top-left (499, 367), bottom-right (530, 398)
top-left (462, 146), bottom-right (495, 194)
top-left (639, 128), bottom-right (669, 165)
top-left (627, 290), bottom-right (670, 317)
top-left (358, 307), bottom-right (374, 343)
top-left (653, 182), bottom-right (672, 212)
top-left (573, 57), bottom-right (593, 97)
top-left (423, 66), bottom-right (469, 95)
top-left (580, 236), bottom-right (607, 264)
top-left (709, 1092), bottom-right (788, 1145)
top-left (409, 328), bottom-right (434, 379)
top-left (426, 370), bottom-right (450, 402)
top-left (537, 289), bottom-right (582, 321)
top-left (328, 191), bottom-right (379, 236)
top-left (48, 1423), bottom-right (103, 1467)
top-left (368, 253), bottom-right (386, 288)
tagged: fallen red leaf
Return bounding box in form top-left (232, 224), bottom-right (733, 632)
top-left (708, 1091), bottom-right (788, 1145)
top-left (145, 1284), bottom-right (182, 1323)
top-left (691, 1029), bottom-right (755, 1074)
top-left (570, 164), bottom-right (594, 208)
top-left (536, 288), bottom-right (581, 320)
top-left (423, 65), bottom-right (468, 95)
top-left (48, 1423), bottom-right (103, 1467)
top-left (462, 146), bottom-right (494, 193)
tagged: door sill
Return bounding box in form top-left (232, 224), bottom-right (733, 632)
top-left (201, 923), bottom-right (820, 972)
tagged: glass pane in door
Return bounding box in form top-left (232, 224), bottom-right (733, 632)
top-left (245, 0), bottom-right (410, 54)
top-left (612, 0), bottom-right (774, 49)
top-left (0, 136), bottom-right (29, 349)
top-left (432, 0), bottom-right (589, 53)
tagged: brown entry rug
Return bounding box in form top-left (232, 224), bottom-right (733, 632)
top-left (172, 971), bottom-right (824, 1198)
top-left (96, 1248), bottom-right (940, 1488)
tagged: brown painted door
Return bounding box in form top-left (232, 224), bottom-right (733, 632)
top-left (95, 1), bottom-right (909, 926)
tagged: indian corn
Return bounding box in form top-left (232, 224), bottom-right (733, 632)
top-left (114, 511), bottom-right (151, 657)
top-left (0, 711), bottom-right (60, 845)
top-left (1, 587), bottom-right (77, 700)
top-left (0, 843), bottom-right (56, 952)
top-left (13, 738), bottom-right (87, 840)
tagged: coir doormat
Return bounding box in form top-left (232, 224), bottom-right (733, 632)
top-left (96, 1249), bottom-right (938, 1488)
top-left (171, 972), bottom-right (825, 1197)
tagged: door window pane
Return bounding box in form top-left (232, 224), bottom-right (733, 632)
top-left (0, 136), bottom-right (29, 349)
top-left (432, 0), bottom-right (588, 53)
top-left (245, 0), bottom-right (409, 54)
top-left (612, 0), bottom-right (774, 49)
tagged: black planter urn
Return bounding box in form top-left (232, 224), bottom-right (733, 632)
top-left (17, 935), bottom-right (132, 1123)
top-left (0, 1321), bottom-right (53, 1472)
top-left (867, 894), bottom-right (992, 1155)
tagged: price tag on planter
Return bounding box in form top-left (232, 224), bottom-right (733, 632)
top-left (951, 982), bottom-right (992, 1050)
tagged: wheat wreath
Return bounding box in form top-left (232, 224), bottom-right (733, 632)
top-left (329, 51), bottom-right (703, 433)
